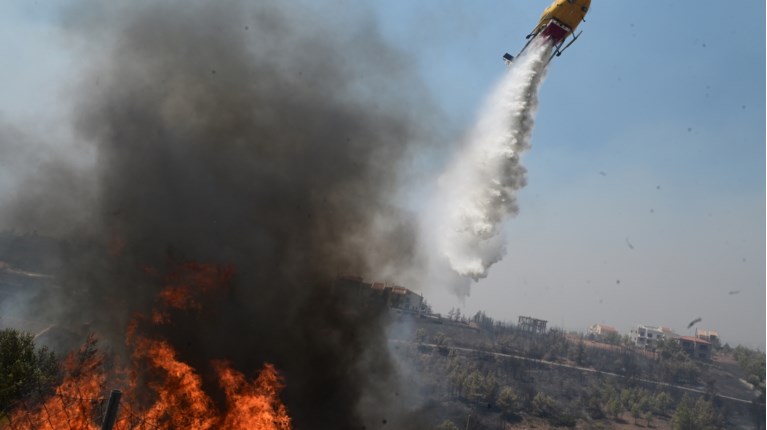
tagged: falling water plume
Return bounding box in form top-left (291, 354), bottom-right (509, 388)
top-left (438, 39), bottom-right (551, 280)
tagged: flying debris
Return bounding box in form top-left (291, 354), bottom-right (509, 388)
top-left (503, 0), bottom-right (591, 65)
top-left (687, 317), bottom-right (702, 329)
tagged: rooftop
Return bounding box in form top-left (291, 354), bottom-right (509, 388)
top-left (678, 336), bottom-right (711, 345)
top-left (371, 282), bottom-right (386, 290)
top-left (596, 324), bottom-right (618, 333)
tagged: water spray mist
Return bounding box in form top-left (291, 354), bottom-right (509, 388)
top-left (437, 40), bottom-right (552, 280)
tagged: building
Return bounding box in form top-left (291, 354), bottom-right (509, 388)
top-left (518, 316), bottom-right (547, 334)
top-left (589, 324), bottom-right (618, 338)
top-left (695, 329), bottom-right (720, 347)
top-left (370, 281), bottom-right (386, 293)
top-left (677, 336), bottom-right (712, 360)
top-left (388, 286), bottom-right (423, 313)
top-left (334, 275), bottom-right (374, 304)
top-left (630, 324), bottom-right (675, 349)
top-left (659, 326), bottom-right (678, 337)
top-left (333, 276), bottom-right (423, 314)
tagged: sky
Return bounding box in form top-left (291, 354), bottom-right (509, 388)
top-left (368, 0), bottom-right (766, 349)
top-left (0, 0), bottom-right (764, 348)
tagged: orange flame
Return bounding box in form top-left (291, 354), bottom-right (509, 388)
top-left (215, 362), bottom-right (292, 430)
top-left (157, 262), bottom-right (234, 311)
top-left (9, 335), bottom-right (105, 430)
top-left (130, 337), bottom-right (217, 429)
top-left (9, 262), bottom-right (291, 430)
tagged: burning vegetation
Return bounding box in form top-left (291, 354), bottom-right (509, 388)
top-left (1, 0), bottom-right (436, 427)
top-left (8, 263), bottom-right (292, 429)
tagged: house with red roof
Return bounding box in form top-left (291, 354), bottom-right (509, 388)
top-left (676, 336), bottom-right (712, 360)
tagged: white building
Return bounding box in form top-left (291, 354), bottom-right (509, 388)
top-left (630, 324), bottom-right (677, 348)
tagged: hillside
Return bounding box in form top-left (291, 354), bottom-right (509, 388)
top-left (0, 234), bottom-right (763, 429)
top-left (386, 311), bottom-right (765, 429)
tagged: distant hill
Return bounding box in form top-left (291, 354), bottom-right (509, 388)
top-left (386, 312), bottom-right (764, 429)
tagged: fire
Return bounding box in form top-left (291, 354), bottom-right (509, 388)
top-left (154, 262), bottom-right (234, 311)
top-left (9, 335), bottom-right (105, 430)
top-left (215, 362), bottom-right (292, 430)
top-left (8, 262), bottom-right (291, 430)
top-left (130, 337), bottom-right (217, 429)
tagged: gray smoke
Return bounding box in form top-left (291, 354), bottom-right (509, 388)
top-left (1, 0), bottom-right (438, 427)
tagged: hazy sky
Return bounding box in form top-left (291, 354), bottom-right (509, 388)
top-left (368, 0), bottom-right (766, 349)
top-left (0, 1), bottom-right (764, 348)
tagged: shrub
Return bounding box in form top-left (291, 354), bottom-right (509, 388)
top-left (0, 329), bottom-right (59, 411)
top-left (497, 386), bottom-right (520, 417)
top-left (531, 392), bottom-right (557, 417)
top-left (435, 419), bottom-right (460, 430)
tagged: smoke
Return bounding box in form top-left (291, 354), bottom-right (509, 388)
top-left (1, 0), bottom-right (440, 428)
top-left (432, 40), bottom-right (551, 280)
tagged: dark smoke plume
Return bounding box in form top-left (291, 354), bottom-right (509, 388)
top-left (5, 0), bottom-right (438, 427)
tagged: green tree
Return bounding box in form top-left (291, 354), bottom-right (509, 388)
top-left (671, 395), bottom-right (696, 430)
top-left (644, 411), bottom-right (653, 427)
top-left (471, 310), bottom-right (494, 329)
top-left (496, 335), bottom-right (515, 354)
top-left (656, 340), bottom-right (700, 384)
top-left (415, 328), bottom-right (427, 344)
top-left (692, 398), bottom-right (719, 430)
top-left (574, 341), bottom-right (585, 365)
top-left (636, 392), bottom-right (651, 413)
top-left (585, 395), bottom-right (604, 419)
top-left (0, 328), bottom-right (59, 411)
top-left (435, 420), bottom-right (460, 430)
top-left (607, 397), bottom-right (623, 420)
top-left (433, 332), bottom-right (451, 354)
top-left (531, 392), bottom-right (556, 417)
top-left (656, 337), bottom-right (681, 359)
top-left (733, 345), bottom-right (766, 400)
top-left (653, 391), bottom-right (673, 414)
top-left (603, 331), bottom-right (622, 345)
top-left (497, 386), bottom-right (520, 417)
top-left (433, 332), bottom-right (447, 345)
top-left (671, 394), bottom-right (718, 430)
top-left (420, 299), bottom-right (433, 315)
top-left (464, 370), bottom-right (497, 403)
top-left (620, 388), bottom-right (632, 409)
